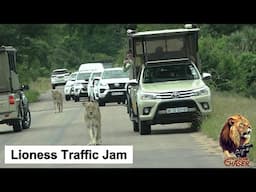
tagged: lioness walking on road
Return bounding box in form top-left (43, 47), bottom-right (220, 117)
top-left (83, 101), bottom-right (101, 145)
top-left (51, 90), bottom-right (63, 113)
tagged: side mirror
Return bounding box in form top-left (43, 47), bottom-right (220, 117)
top-left (127, 79), bottom-right (138, 87)
top-left (126, 79), bottom-right (138, 93)
top-left (202, 72), bottom-right (211, 80)
top-left (93, 77), bottom-right (101, 86)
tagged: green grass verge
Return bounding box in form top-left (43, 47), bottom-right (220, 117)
top-left (201, 91), bottom-right (256, 162)
top-left (24, 77), bottom-right (51, 103)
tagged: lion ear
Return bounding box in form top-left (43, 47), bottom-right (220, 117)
top-left (228, 115), bottom-right (240, 126)
top-left (228, 118), bottom-right (235, 126)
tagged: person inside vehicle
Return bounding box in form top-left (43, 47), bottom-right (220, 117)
top-left (154, 46), bottom-right (165, 59)
top-left (123, 49), bottom-right (134, 79)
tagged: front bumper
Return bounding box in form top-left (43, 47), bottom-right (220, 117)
top-left (137, 95), bottom-right (212, 124)
top-left (99, 89), bottom-right (126, 103)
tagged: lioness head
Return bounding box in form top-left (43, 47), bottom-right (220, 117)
top-left (83, 101), bottom-right (99, 119)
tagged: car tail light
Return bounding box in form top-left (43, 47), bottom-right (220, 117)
top-left (9, 95), bottom-right (15, 104)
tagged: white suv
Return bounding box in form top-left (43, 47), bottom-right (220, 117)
top-left (73, 71), bottom-right (92, 102)
top-left (51, 68), bottom-right (70, 89)
top-left (64, 71), bottom-right (78, 101)
top-left (94, 68), bottom-right (129, 106)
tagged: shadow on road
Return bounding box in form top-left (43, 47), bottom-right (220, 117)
top-left (152, 127), bottom-right (196, 135)
top-left (0, 130), bottom-right (16, 135)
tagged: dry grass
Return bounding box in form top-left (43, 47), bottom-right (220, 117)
top-left (201, 91), bottom-right (256, 162)
top-left (29, 77), bottom-right (51, 94)
top-left (25, 77), bottom-right (51, 102)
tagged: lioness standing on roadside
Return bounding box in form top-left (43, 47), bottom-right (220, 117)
top-left (51, 90), bottom-right (63, 113)
top-left (83, 101), bottom-right (101, 145)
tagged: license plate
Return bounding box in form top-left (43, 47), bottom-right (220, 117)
top-left (166, 107), bottom-right (188, 114)
top-left (111, 92), bottom-right (124, 96)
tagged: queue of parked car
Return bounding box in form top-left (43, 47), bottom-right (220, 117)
top-left (52, 63), bottom-right (130, 106)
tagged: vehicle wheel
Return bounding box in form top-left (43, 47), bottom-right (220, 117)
top-left (133, 120), bottom-right (139, 132)
top-left (191, 111), bottom-right (202, 132)
top-left (65, 95), bottom-right (71, 101)
top-left (122, 99), bottom-right (126, 104)
top-left (139, 119), bottom-right (151, 135)
top-left (13, 107), bottom-right (23, 132)
top-left (22, 108), bottom-right (31, 129)
top-left (52, 84), bottom-right (56, 89)
top-left (74, 96), bottom-right (79, 102)
top-left (99, 100), bottom-right (105, 106)
top-left (126, 96), bottom-right (131, 114)
top-left (191, 119), bottom-right (201, 132)
top-left (13, 119), bottom-right (23, 132)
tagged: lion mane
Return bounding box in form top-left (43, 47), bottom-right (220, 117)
top-left (219, 114), bottom-right (252, 157)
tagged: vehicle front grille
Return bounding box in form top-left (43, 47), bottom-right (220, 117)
top-left (157, 100), bottom-right (198, 110)
top-left (152, 100), bottom-right (201, 124)
top-left (82, 83), bottom-right (88, 88)
top-left (155, 89), bottom-right (194, 99)
top-left (108, 83), bottom-right (126, 89)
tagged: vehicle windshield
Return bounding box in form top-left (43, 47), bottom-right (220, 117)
top-left (52, 69), bottom-right (68, 75)
top-left (69, 73), bottom-right (77, 81)
top-left (143, 63), bottom-right (200, 83)
top-left (92, 72), bottom-right (102, 79)
top-left (102, 69), bottom-right (128, 79)
top-left (77, 72), bottom-right (91, 81)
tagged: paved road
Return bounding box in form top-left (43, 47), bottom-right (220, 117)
top-left (0, 86), bottom-right (229, 168)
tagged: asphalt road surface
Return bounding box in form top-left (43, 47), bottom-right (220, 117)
top-left (0, 86), bottom-right (231, 168)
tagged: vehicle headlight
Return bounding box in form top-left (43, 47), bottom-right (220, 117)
top-left (100, 82), bottom-right (107, 86)
top-left (74, 83), bottom-right (82, 88)
top-left (193, 87), bottom-right (209, 96)
top-left (140, 93), bottom-right (157, 100)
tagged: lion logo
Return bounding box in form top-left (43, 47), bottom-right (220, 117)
top-left (219, 114), bottom-right (253, 158)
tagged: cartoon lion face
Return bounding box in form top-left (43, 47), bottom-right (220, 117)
top-left (219, 114), bottom-right (252, 157)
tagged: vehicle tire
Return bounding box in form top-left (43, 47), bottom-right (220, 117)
top-left (13, 106), bottom-right (23, 132)
top-left (65, 95), bottom-right (71, 101)
top-left (191, 119), bottom-right (201, 132)
top-left (13, 119), bottom-right (23, 132)
top-left (122, 99), bottom-right (126, 104)
top-left (139, 119), bottom-right (151, 135)
top-left (99, 100), bottom-right (105, 106)
top-left (52, 84), bottom-right (56, 89)
top-left (127, 95), bottom-right (132, 114)
top-left (133, 120), bottom-right (139, 132)
top-left (74, 96), bottom-right (79, 102)
top-left (191, 111), bottom-right (202, 132)
top-left (22, 108), bottom-right (31, 129)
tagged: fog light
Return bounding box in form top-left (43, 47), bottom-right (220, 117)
top-left (100, 89), bottom-right (105, 93)
top-left (143, 107), bottom-right (151, 115)
top-left (201, 102), bottom-right (209, 110)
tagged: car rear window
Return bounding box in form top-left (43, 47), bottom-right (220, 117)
top-left (52, 70), bottom-right (68, 75)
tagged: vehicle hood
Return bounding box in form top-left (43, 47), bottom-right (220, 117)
top-left (75, 80), bottom-right (88, 83)
top-left (141, 79), bottom-right (206, 92)
top-left (101, 78), bottom-right (130, 84)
